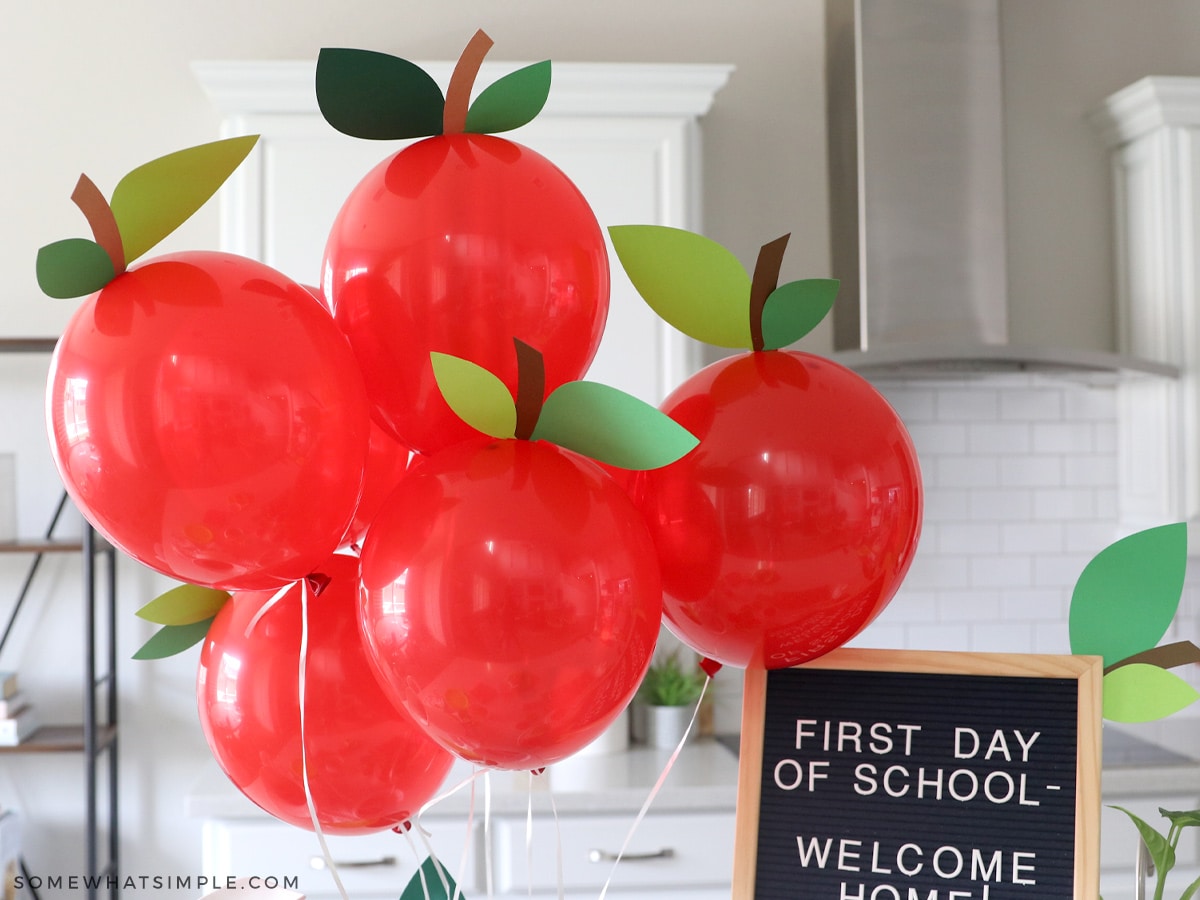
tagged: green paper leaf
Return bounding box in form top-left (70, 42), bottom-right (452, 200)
top-left (132, 618), bottom-right (214, 661)
top-left (399, 855), bottom-right (462, 900)
top-left (609, 225), bottom-right (753, 348)
top-left (532, 380), bottom-right (699, 470)
top-left (36, 238), bottom-right (115, 299)
top-left (1102, 663), bottom-right (1200, 722)
top-left (760, 278), bottom-right (840, 349)
top-left (1068, 523), bottom-right (1187, 666)
top-left (135, 584), bottom-right (230, 626)
top-left (431, 352), bottom-right (517, 439)
top-left (465, 60), bottom-right (551, 134)
top-left (316, 48), bottom-right (445, 140)
top-left (109, 136), bottom-right (258, 265)
top-left (1110, 806), bottom-right (1176, 879)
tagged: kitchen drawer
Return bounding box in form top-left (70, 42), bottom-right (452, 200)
top-left (202, 816), bottom-right (480, 899)
top-left (490, 810), bottom-right (735, 894)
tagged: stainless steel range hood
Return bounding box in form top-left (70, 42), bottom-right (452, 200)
top-left (824, 0), bottom-right (1177, 378)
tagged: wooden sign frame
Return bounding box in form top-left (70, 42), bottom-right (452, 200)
top-left (733, 648), bottom-right (1102, 900)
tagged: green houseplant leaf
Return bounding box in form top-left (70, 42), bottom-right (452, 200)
top-left (1110, 806), bottom-right (1176, 883)
top-left (430, 352), bottom-right (517, 439)
top-left (316, 48), bottom-right (446, 140)
top-left (109, 135), bottom-right (259, 264)
top-left (609, 225), bottom-right (753, 348)
top-left (532, 380), bottom-right (699, 470)
top-left (135, 584), bottom-right (230, 626)
top-left (399, 854), bottom-right (462, 900)
top-left (465, 60), bottom-right (551, 134)
top-left (1102, 663), bottom-right (1200, 722)
top-left (1068, 523), bottom-right (1187, 666)
top-left (35, 238), bottom-right (115, 299)
top-left (760, 278), bottom-right (840, 349)
top-left (132, 618), bottom-right (214, 660)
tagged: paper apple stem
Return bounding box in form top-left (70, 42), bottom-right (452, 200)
top-left (71, 174), bottom-right (126, 276)
top-left (1105, 639), bottom-right (1200, 674)
top-left (513, 337), bottom-right (546, 441)
top-left (749, 233), bottom-right (790, 352)
top-left (444, 29), bottom-right (495, 135)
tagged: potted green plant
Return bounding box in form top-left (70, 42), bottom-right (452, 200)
top-left (635, 651), bottom-right (707, 749)
top-left (1111, 805), bottom-right (1200, 900)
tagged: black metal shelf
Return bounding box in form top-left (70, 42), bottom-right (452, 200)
top-left (1, 337), bottom-right (118, 900)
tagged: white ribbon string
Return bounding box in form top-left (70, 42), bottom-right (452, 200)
top-left (596, 676), bottom-right (712, 900)
top-left (547, 776), bottom-right (565, 900)
top-left (416, 765), bottom-right (486, 900)
top-left (484, 770), bottom-right (495, 898)
top-left (526, 773), bottom-right (535, 897)
top-left (298, 579), bottom-right (351, 900)
top-left (401, 827), bottom-right (433, 900)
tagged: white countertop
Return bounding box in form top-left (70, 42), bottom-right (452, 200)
top-left (186, 738), bottom-right (742, 822)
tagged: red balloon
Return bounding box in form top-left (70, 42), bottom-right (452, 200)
top-left (46, 251), bottom-right (371, 591)
top-left (323, 134), bottom-right (609, 455)
top-left (340, 421), bottom-right (412, 551)
top-left (631, 350), bottom-right (923, 669)
top-left (359, 439), bottom-right (661, 771)
top-left (197, 553), bottom-right (454, 834)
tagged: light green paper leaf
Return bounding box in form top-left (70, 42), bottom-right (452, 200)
top-left (110, 136), bottom-right (259, 265)
top-left (135, 584), bottom-right (230, 626)
top-left (609, 225), bottom-right (752, 348)
top-left (465, 61), bottom-right (551, 134)
top-left (1110, 806), bottom-right (1176, 879)
top-left (532, 380), bottom-right (699, 470)
top-left (36, 238), bottom-right (115, 299)
top-left (430, 352), bottom-right (516, 438)
top-left (399, 855), bottom-right (462, 900)
top-left (132, 618), bottom-right (214, 661)
top-left (1068, 523), bottom-right (1187, 666)
top-left (1103, 664), bottom-right (1200, 722)
top-left (761, 278), bottom-right (840, 349)
top-left (316, 48), bottom-right (445, 140)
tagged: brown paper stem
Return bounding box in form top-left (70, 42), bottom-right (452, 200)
top-left (1105, 640), bottom-right (1200, 674)
top-left (443, 29), bottom-right (494, 135)
top-left (71, 174), bottom-right (125, 276)
top-left (513, 338), bottom-right (545, 441)
top-left (748, 233), bottom-right (790, 352)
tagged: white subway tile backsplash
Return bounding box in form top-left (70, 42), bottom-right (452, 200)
top-left (1031, 421), bottom-right (1098, 454)
top-left (906, 423), bottom-right (970, 455)
top-left (1032, 488), bottom-right (1097, 521)
top-left (906, 623), bottom-right (973, 651)
top-left (971, 555), bottom-right (1034, 589)
top-left (936, 522), bottom-right (1001, 555)
top-left (968, 488), bottom-right (1034, 522)
top-left (1001, 522), bottom-right (1066, 555)
top-left (936, 455), bottom-right (999, 488)
top-left (998, 455), bottom-right (1063, 488)
top-left (999, 389), bottom-right (1064, 421)
top-left (938, 389), bottom-right (998, 421)
top-left (968, 422), bottom-right (1032, 455)
top-left (970, 622), bottom-right (1035, 653)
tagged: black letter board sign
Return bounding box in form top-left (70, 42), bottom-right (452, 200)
top-left (733, 649), bottom-right (1102, 900)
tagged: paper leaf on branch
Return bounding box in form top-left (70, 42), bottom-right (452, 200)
top-left (761, 278), bottom-right (840, 349)
top-left (36, 238), bottom-right (115, 299)
top-left (135, 584), bottom-right (230, 626)
top-left (399, 855), bottom-right (463, 900)
top-left (532, 380), bottom-right (699, 470)
top-left (466, 60), bottom-right (551, 134)
top-left (609, 224), bottom-right (753, 348)
top-left (132, 618), bottom-right (215, 660)
top-left (316, 48), bottom-right (445, 140)
top-left (1068, 522), bottom-right (1186, 667)
top-left (110, 136), bottom-right (259, 264)
top-left (431, 351), bottom-right (517, 439)
top-left (1102, 663), bottom-right (1200, 722)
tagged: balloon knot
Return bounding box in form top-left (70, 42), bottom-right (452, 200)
top-left (699, 657), bottom-right (723, 678)
top-left (530, 767), bottom-right (546, 776)
top-left (305, 572), bottom-right (332, 596)
top-left (392, 820), bottom-right (413, 833)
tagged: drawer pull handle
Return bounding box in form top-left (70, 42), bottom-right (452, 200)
top-left (588, 847), bottom-right (675, 864)
top-left (310, 854), bottom-right (398, 870)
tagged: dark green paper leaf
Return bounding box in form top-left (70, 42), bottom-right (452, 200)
top-left (399, 855), bottom-right (462, 900)
top-left (36, 238), bottom-right (115, 299)
top-left (532, 380), bottom-right (699, 470)
top-left (132, 618), bottom-right (214, 660)
top-left (761, 278), bottom-right (840, 349)
top-left (316, 48), bottom-right (445, 140)
top-left (430, 352), bottom-right (516, 438)
top-left (609, 225), bottom-right (753, 348)
top-left (110, 136), bottom-right (259, 265)
top-left (135, 584), bottom-right (230, 626)
top-left (1068, 523), bottom-right (1187, 666)
top-left (1102, 663), bottom-right (1200, 722)
top-left (1110, 806), bottom-right (1175, 879)
top-left (465, 60), bottom-right (551, 134)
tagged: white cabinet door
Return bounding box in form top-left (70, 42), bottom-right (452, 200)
top-left (194, 60), bottom-right (732, 406)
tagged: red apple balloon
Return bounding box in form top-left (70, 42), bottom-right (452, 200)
top-left (317, 34), bottom-right (609, 454)
top-left (612, 227), bottom-right (923, 669)
top-left (198, 553), bottom-right (454, 833)
top-left (359, 437), bottom-right (663, 771)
